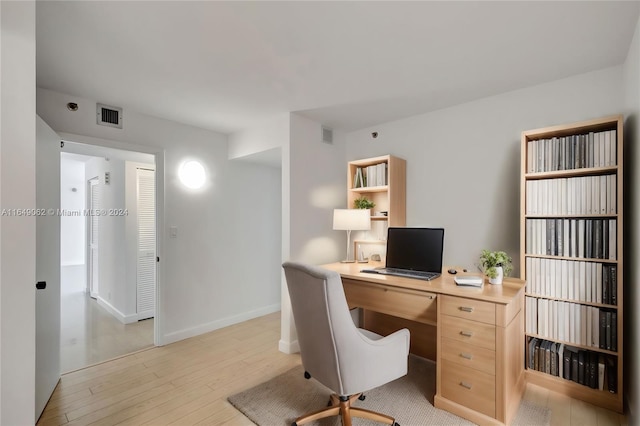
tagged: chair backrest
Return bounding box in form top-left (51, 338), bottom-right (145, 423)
top-left (282, 261), bottom-right (360, 395)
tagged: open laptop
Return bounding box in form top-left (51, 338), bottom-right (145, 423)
top-left (361, 227), bottom-right (445, 281)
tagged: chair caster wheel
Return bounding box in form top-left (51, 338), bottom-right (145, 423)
top-left (291, 422), bottom-right (298, 426)
top-left (304, 371), bottom-right (311, 379)
top-left (358, 394), bottom-right (366, 401)
top-left (392, 422), bottom-right (400, 426)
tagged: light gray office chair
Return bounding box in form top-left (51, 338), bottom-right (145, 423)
top-left (282, 261), bottom-right (410, 426)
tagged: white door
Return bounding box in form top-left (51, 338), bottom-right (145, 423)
top-left (87, 178), bottom-right (99, 298)
top-left (136, 168), bottom-right (156, 320)
top-left (35, 116), bottom-right (61, 419)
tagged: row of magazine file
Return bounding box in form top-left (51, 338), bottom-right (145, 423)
top-left (525, 297), bottom-right (617, 351)
top-left (353, 162), bottom-right (387, 188)
top-left (528, 337), bottom-right (616, 393)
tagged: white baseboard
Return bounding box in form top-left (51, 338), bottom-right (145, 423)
top-left (278, 339), bottom-right (300, 354)
top-left (96, 297), bottom-right (138, 324)
top-left (162, 303), bottom-right (281, 345)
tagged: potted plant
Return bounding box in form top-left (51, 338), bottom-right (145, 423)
top-left (479, 249), bottom-right (513, 285)
top-left (353, 196), bottom-right (375, 210)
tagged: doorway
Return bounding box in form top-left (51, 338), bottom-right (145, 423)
top-left (60, 145), bottom-right (157, 372)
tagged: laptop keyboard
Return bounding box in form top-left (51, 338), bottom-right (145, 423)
top-left (381, 268), bottom-right (440, 281)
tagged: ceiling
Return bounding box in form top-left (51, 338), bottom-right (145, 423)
top-left (36, 1), bottom-right (640, 135)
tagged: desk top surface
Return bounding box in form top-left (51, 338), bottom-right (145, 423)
top-left (321, 261), bottom-right (525, 305)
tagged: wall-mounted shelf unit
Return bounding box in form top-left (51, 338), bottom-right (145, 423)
top-left (347, 155), bottom-right (406, 228)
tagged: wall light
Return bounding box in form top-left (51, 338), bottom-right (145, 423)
top-left (179, 160), bottom-right (206, 189)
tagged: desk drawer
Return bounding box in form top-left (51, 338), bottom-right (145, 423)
top-left (441, 359), bottom-right (495, 418)
top-left (441, 337), bottom-right (495, 375)
top-left (441, 315), bottom-right (496, 350)
top-left (440, 295), bottom-right (496, 325)
top-left (343, 279), bottom-right (437, 325)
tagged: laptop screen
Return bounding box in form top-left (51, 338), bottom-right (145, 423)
top-left (385, 227), bottom-right (445, 273)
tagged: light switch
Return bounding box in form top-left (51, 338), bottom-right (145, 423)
top-left (170, 226), bottom-right (178, 238)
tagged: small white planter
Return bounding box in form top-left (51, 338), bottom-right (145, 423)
top-left (489, 266), bottom-right (504, 285)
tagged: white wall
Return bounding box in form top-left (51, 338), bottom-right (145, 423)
top-left (60, 156), bottom-right (86, 265)
top-left (37, 88), bottom-right (282, 344)
top-left (346, 66), bottom-right (625, 276)
top-left (0, 2), bottom-right (36, 424)
top-left (228, 114), bottom-right (288, 161)
top-left (279, 112), bottom-right (346, 353)
top-left (622, 14), bottom-right (640, 425)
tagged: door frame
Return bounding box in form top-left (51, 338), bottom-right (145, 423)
top-left (59, 133), bottom-right (166, 346)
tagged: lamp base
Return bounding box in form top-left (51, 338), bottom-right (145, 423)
top-left (340, 259), bottom-right (356, 263)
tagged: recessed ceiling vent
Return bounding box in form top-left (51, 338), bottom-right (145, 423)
top-left (322, 126), bottom-right (333, 144)
top-left (97, 103), bottom-right (123, 129)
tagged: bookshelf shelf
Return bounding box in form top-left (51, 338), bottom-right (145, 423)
top-left (524, 254), bottom-right (619, 263)
top-left (520, 115), bottom-right (624, 413)
top-left (348, 185), bottom-right (388, 193)
top-left (524, 293), bottom-right (618, 310)
top-left (525, 166), bottom-right (617, 180)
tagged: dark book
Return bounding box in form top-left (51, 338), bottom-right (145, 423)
top-left (540, 340), bottom-right (549, 373)
top-left (571, 351), bottom-right (579, 382)
top-left (605, 311), bottom-right (612, 351)
top-left (593, 219), bottom-right (602, 259)
top-left (588, 132), bottom-right (594, 168)
top-left (602, 266), bottom-right (610, 305)
top-left (556, 219), bottom-right (564, 256)
top-left (550, 343), bottom-right (558, 376)
top-left (610, 265), bottom-right (617, 305)
top-left (534, 339), bottom-right (541, 371)
top-left (611, 311), bottom-right (617, 352)
top-left (603, 219), bottom-right (609, 259)
top-left (574, 135), bottom-right (580, 168)
top-left (578, 350), bottom-right (586, 385)
top-left (585, 219), bottom-right (593, 259)
top-left (606, 357), bottom-right (617, 393)
top-left (580, 134), bottom-right (587, 168)
top-left (588, 352), bottom-right (598, 389)
top-left (563, 346), bottom-right (572, 380)
top-left (599, 309), bottom-right (607, 349)
top-left (528, 338), bottom-right (538, 369)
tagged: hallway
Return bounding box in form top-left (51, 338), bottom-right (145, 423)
top-left (61, 265), bottom-right (154, 373)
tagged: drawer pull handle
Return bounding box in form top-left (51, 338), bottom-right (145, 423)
top-left (460, 352), bottom-right (473, 360)
top-left (459, 331), bottom-right (474, 337)
top-left (459, 306), bottom-right (474, 313)
top-left (459, 381), bottom-right (473, 390)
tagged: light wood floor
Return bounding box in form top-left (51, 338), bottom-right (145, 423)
top-left (38, 312), bottom-right (628, 426)
top-left (61, 290), bottom-right (154, 373)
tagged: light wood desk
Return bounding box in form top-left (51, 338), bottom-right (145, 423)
top-left (322, 261), bottom-right (526, 426)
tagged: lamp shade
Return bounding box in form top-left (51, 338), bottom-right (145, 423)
top-left (333, 209), bottom-right (371, 231)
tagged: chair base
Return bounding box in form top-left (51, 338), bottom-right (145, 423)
top-left (292, 393), bottom-right (398, 426)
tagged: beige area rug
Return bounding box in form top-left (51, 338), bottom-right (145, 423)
top-left (228, 356), bottom-right (550, 426)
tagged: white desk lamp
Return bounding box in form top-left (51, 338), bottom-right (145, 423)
top-left (333, 209), bottom-right (371, 263)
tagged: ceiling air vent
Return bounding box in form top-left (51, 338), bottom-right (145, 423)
top-left (321, 126), bottom-right (333, 144)
top-left (96, 103), bottom-right (123, 129)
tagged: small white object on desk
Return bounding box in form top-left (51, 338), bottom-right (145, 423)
top-left (454, 275), bottom-right (484, 287)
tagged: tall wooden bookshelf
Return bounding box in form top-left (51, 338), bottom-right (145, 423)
top-left (520, 115), bottom-right (623, 412)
